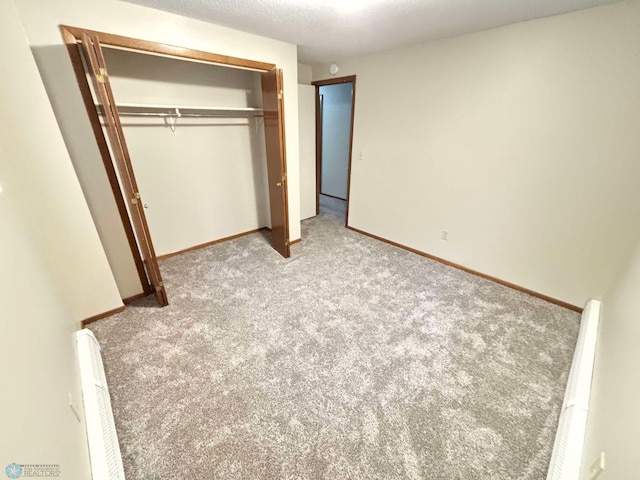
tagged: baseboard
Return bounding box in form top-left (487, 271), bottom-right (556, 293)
top-left (157, 227), bottom-right (268, 260)
top-left (257, 227), bottom-right (301, 246)
top-left (81, 306), bottom-right (125, 328)
top-left (320, 192), bottom-right (347, 201)
top-left (123, 291), bottom-right (149, 304)
top-left (346, 226), bottom-right (582, 313)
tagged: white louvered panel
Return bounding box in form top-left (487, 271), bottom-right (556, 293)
top-left (96, 383), bottom-right (121, 479)
top-left (90, 335), bottom-right (104, 384)
top-left (547, 299), bottom-right (601, 480)
top-left (77, 329), bottom-right (126, 480)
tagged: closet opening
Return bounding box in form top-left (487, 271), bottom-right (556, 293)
top-left (61, 26), bottom-right (290, 307)
top-left (312, 75), bottom-right (356, 226)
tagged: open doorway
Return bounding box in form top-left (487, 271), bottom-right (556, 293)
top-left (312, 76), bottom-right (356, 226)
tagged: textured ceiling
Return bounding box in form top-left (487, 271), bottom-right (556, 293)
top-left (124, 0), bottom-right (621, 63)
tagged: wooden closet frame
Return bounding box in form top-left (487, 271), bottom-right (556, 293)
top-left (60, 25), bottom-right (291, 307)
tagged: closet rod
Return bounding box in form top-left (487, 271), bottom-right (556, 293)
top-left (96, 104), bottom-right (264, 118)
top-left (114, 111), bottom-right (264, 118)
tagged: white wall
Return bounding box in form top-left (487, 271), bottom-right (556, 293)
top-left (298, 84), bottom-right (316, 220)
top-left (312, 0), bottom-right (640, 307)
top-left (582, 237), bottom-right (640, 478)
top-left (104, 48), bottom-right (270, 256)
top-left (1, 2), bottom-right (122, 319)
top-left (298, 63), bottom-right (313, 85)
top-left (0, 148), bottom-right (92, 479)
top-left (320, 83), bottom-right (352, 200)
top-left (0, 0), bottom-right (92, 476)
top-left (16, 0), bottom-right (300, 300)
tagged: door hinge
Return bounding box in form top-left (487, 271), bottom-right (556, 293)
top-left (278, 89), bottom-right (283, 100)
top-left (95, 68), bottom-right (108, 84)
top-left (131, 192), bottom-right (140, 204)
top-left (155, 282), bottom-right (164, 290)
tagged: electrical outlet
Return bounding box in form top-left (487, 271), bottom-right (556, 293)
top-left (587, 452), bottom-right (605, 480)
top-left (441, 230), bottom-right (449, 241)
top-left (68, 393), bottom-right (82, 423)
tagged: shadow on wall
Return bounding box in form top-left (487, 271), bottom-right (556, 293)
top-left (104, 47), bottom-right (255, 89)
top-left (31, 43), bottom-right (144, 299)
top-left (31, 44), bottom-right (114, 196)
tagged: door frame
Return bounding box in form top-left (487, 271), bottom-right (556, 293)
top-left (311, 75), bottom-right (356, 227)
top-left (60, 25), bottom-right (291, 306)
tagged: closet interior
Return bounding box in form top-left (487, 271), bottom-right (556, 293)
top-left (62, 27), bottom-right (290, 307)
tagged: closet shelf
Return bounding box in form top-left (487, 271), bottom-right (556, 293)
top-left (96, 103), bottom-right (264, 118)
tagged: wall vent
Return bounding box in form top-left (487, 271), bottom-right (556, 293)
top-left (76, 329), bottom-right (126, 480)
top-left (547, 299), bottom-right (601, 480)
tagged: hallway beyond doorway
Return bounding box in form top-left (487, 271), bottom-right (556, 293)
top-left (319, 193), bottom-right (346, 220)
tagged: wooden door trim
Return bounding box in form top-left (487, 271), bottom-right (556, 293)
top-left (312, 75), bottom-right (357, 87)
top-left (277, 69), bottom-right (291, 256)
top-left (61, 27), bottom-right (151, 296)
top-left (61, 25), bottom-right (276, 72)
top-left (315, 91), bottom-right (323, 215)
top-left (312, 75), bottom-right (356, 226)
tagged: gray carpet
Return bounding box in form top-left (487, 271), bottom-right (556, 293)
top-left (89, 195), bottom-right (579, 480)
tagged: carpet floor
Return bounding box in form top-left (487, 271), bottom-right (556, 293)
top-left (89, 196), bottom-right (579, 479)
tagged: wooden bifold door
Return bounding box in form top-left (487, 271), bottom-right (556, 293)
top-left (63, 26), bottom-right (291, 307)
top-left (81, 32), bottom-right (168, 307)
top-left (261, 68), bottom-right (290, 258)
